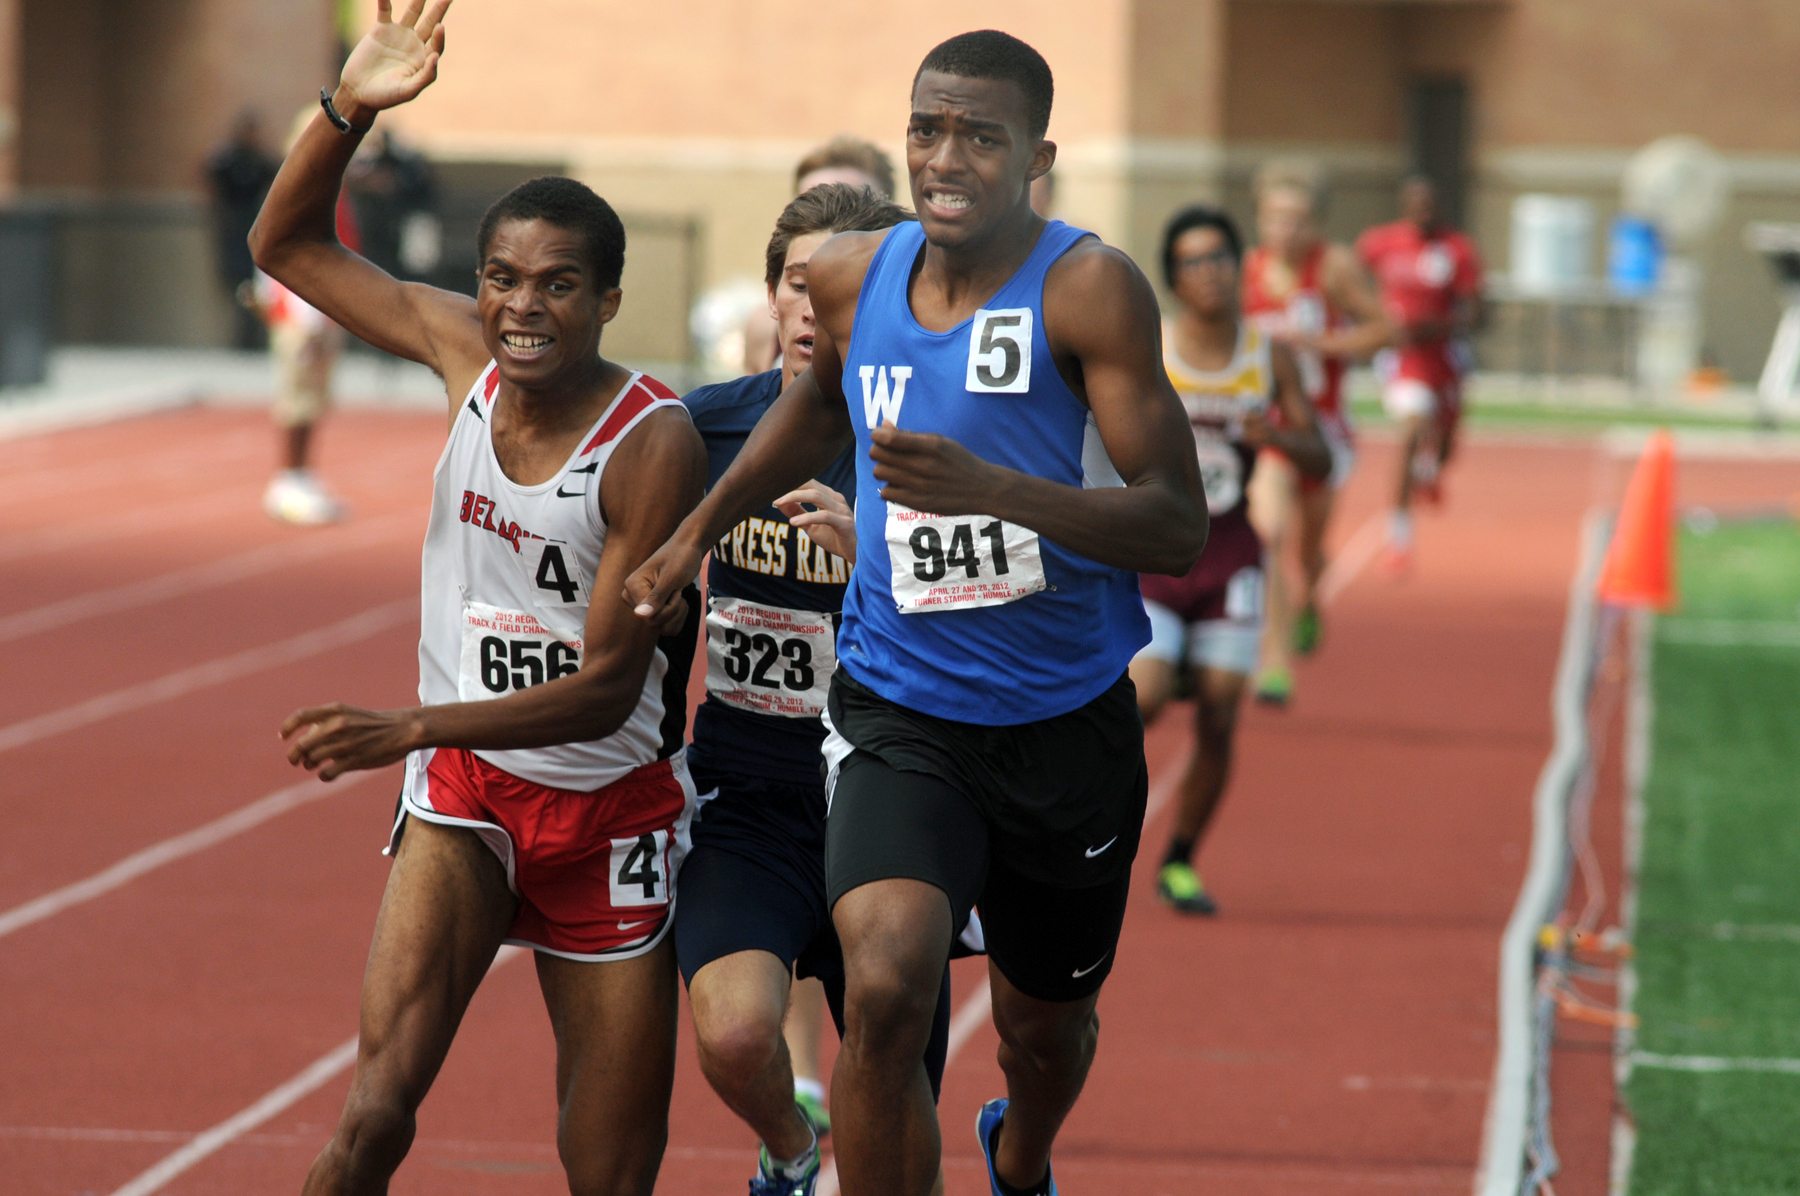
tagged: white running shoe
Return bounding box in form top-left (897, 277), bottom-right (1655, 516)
top-left (264, 470), bottom-right (345, 525)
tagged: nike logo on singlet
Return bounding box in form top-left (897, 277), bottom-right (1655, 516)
top-left (556, 462), bottom-right (599, 498)
top-left (1071, 953), bottom-right (1109, 978)
top-left (1084, 836), bottom-right (1119, 858)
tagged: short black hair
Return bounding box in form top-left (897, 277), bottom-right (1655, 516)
top-left (766, 184), bottom-right (916, 289)
top-left (476, 176), bottom-right (627, 290)
top-left (914, 31), bottom-right (1054, 141)
top-left (1161, 204), bottom-right (1243, 289)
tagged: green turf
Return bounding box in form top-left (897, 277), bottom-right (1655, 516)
top-left (1627, 519), bottom-right (1800, 1194)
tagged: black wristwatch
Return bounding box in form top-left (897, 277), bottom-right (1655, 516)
top-left (320, 87), bottom-right (374, 135)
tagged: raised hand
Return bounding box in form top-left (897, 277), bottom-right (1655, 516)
top-left (774, 479), bottom-right (858, 564)
top-left (340, 0), bottom-right (451, 115)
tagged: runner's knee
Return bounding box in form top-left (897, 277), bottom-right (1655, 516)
top-left (694, 1010), bottom-right (785, 1088)
top-left (997, 1001), bottom-right (1099, 1079)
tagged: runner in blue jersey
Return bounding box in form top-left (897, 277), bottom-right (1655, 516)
top-left (675, 183), bottom-right (959, 1196)
top-left (628, 31), bottom-right (1208, 1196)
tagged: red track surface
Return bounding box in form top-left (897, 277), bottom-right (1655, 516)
top-left (2, 404), bottom-right (1740, 1194)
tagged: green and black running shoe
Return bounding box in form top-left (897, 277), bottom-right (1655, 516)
top-left (794, 1089), bottom-right (831, 1140)
top-left (1157, 862), bottom-right (1218, 915)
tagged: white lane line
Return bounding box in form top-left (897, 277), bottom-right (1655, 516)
top-left (1630, 1051), bottom-right (1800, 1075)
top-left (108, 945), bottom-right (525, 1196)
top-left (1475, 510), bottom-right (1610, 1196)
top-left (817, 765), bottom-right (1183, 1196)
top-left (1657, 619), bottom-right (1800, 647)
top-left (0, 773), bottom-right (371, 942)
top-left (1317, 513), bottom-right (1388, 607)
top-left (0, 513), bottom-right (416, 643)
top-left (0, 490), bottom-right (253, 565)
top-left (0, 598), bottom-right (415, 755)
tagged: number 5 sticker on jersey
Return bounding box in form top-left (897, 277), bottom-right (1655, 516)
top-left (966, 308), bottom-right (1032, 393)
top-left (610, 830), bottom-right (670, 908)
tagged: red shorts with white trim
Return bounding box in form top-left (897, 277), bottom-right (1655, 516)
top-left (393, 748), bottom-right (696, 962)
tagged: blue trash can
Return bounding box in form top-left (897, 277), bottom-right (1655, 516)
top-left (0, 208), bottom-right (54, 389)
top-left (1608, 215), bottom-right (1662, 297)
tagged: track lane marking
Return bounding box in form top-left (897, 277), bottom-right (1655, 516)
top-left (0, 598), bottom-right (415, 754)
top-left (0, 773), bottom-right (372, 942)
top-left (0, 513), bottom-right (417, 643)
top-left (1628, 1051), bottom-right (1800, 1075)
top-left (816, 766), bottom-right (1184, 1196)
top-left (107, 946), bottom-right (526, 1196)
top-left (1317, 512), bottom-right (1388, 607)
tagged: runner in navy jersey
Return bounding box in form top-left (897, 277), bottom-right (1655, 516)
top-left (629, 31), bottom-right (1207, 1196)
top-left (674, 183), bottom-right (960, 1196)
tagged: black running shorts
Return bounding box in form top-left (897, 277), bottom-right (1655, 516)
top-left (824, 670), bottom-right (1147, 1002)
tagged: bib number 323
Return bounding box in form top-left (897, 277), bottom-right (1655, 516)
top-left (886, 506), bottom-right (1046, 614)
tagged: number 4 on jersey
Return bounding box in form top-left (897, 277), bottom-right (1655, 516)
top-left (517, 539), bottom-right (591, 608)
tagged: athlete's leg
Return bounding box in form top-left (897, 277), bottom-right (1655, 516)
top-left (1130, 597), bottom-right (1185, 723)
top-left (1296, 480), bottom-right (1336, 614)
top-left (302, 818), bottom-right (514, 1195)
top-left (1169, 665), bottom-right (1252, 850)
top-left (976, 857), bottom-right (1136, 1191)
top-left (1248, 452), bottom-right (1299, 698)
top-left (689, 949), bottom-right (814, 1160)
top-left (832, 878), bottom-right (955, 1196)
top-left (785, 975), bottom-right (828, 1095)
top-left (535, 937), bottom-right (680, 1196)
top-left (986, 969), bottom-right (1101, 1189)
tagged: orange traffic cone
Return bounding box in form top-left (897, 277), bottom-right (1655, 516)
top-left (1597, 429), bottom-right (1676, 610)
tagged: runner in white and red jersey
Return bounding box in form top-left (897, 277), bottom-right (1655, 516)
top-left (1241, 159), bottom-right (1390, 707)
top-left (1356, 175), bottom-right (1485, 570)
top-left (252, 7), bottom-right (707, 1193)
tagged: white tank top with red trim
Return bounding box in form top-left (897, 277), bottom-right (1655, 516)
top-left (413, 362), bottom-right (688, 790)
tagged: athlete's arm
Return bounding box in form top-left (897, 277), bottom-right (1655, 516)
top-left (624, 232), bottom-right (877, 622)
top-left (280, 408), bottom-right (707, 780)
top-left (1312, 243), bottom-right (1393, 359)
top-left (249, 1), bottom-right (489, 409)
top-left (1243, 342), bottom-right (1331, 480)
top-left (865, 241), bottom-right (1206, 577)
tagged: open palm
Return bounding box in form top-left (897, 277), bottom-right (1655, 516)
top-left (341, 0), bottom-right (450, 112)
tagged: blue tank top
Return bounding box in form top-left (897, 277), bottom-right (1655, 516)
top-left (837, 219), bottom-right (1150, 725)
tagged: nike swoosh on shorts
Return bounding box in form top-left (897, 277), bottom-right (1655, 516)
top-left (1072, 953), bottom-right (1109, 978)
top-left (1084, 836), bottom-right (1119, 858)
top-left (617, 919), bottom-right (651, 931)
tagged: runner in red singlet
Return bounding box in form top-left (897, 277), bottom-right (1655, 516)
top-left (1355, 175), bottom-right (1484, 571)
top-left (1241, 159), bottom-right (1389, 706)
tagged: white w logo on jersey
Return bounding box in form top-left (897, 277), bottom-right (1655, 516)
top-left (859, 365), bottom-right (911, 428)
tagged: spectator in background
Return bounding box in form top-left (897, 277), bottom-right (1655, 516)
top-left (742, 137), bottom-right (897, 375)
top-left (347, 128), bottom-right (440, 281)
top-left (207, 110), bottom-right (278, 350)
top-left (242, 107), bottom-right (361, 526)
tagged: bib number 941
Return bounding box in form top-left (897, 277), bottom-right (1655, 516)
top-left (885, 506), bottom-right (1046, 613)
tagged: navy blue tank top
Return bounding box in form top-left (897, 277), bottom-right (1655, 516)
top-left (837, 220), bottom-right (1149, 725)
top-left (685, 369), bottom-right (857, 786)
